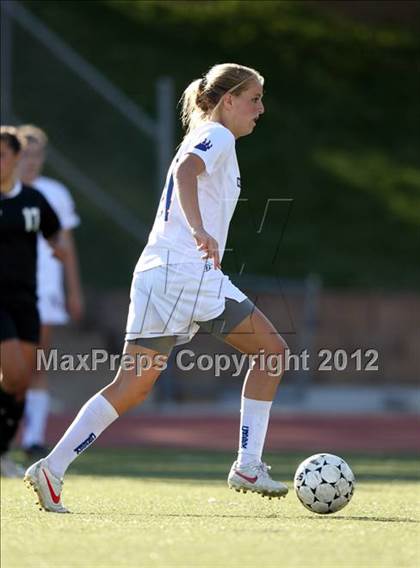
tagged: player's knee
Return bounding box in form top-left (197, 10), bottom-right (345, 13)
top-left (262, 334), bottom-right (287, 360)
top-left (253, 334), bottom-right (288, 378)
top-left (115, 368), bottom-right (158, 406)
top-left (1, 363), bottom-right (31, 394)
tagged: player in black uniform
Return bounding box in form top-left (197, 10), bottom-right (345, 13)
top-left (0, 126), bottom-right (66, 477)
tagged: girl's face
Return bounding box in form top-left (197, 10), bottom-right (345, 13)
top-left (219, 79), bottom-right (265, 138)
top-left (0, 141), bottom-right (20, 184)
top-left (19, 141), bottom-right (45, 183)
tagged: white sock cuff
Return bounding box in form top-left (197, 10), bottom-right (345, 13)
top-left (89, 393), bottom-right (119, 421)
top-left (25, 389), bottom-right (50, 405)
top-left (241, 397), bottom-right (272, 415)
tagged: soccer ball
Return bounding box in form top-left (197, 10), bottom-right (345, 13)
top-left (294, 453), bottom-right (355, 514)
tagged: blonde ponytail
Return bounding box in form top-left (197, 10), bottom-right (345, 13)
top-left (179, 78), bottom-right (207, 134)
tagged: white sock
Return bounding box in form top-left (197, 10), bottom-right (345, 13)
top-left (237, 397), bottom-right (272, 468)
top-left (22, 389), bottom-right (50, 448)
top-left (46, 393), bottom-right (118, 479)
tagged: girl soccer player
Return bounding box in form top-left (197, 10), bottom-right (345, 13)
top-left (18, 124), bottom-right (83, 459)
top-left (0, 127), bottom-right (65, 477)
top-left (25, 63), bottom-right (289, 512)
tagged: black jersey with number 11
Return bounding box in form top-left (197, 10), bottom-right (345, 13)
top-left (0, 183), bottom-right (61, 303)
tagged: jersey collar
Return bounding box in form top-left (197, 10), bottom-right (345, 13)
top-left (1, 180), bottom-right (22, 199)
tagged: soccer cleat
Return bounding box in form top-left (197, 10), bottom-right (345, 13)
top-left (24, 459), bottom-right (69, 513)
top-left (1, 455), bottom-right (25, 478)
top-left (228, 460), bottom-right (289, 499)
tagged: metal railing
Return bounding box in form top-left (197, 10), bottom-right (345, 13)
top-left (1, 0), bottom-right (174, 239)
top-left (11, 111), bottom-right (150, 242)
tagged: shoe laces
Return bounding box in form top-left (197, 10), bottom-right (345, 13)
top-left (258, 462), bottom-right (272, 475)
top-left (248, 461), bottom-right (272, 478)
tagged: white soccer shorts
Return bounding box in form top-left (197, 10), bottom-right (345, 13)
top-left (125, 262), bottom-right (247, 346)
top-left (37, 289), bottom-right (69, 325)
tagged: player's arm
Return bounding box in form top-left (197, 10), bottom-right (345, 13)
top-left (175, 153), bottom-right (221, 269)
top-left (61, 229), bottom-right (84, 321)
top-left (38, 194), bottom-right (68, 262)
top-left (47, 231), bottom-right (69, 262)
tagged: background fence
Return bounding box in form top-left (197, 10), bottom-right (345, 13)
top-left (1, 0), bottom-right (419, 408)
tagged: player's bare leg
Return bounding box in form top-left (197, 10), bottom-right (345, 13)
top-left (24, 342), bottom-right (168, 512)
top-left (101, 343), bottom-right (166, 414)
top-left (1, 338), bottom-right (36, 397)
top-left (223, 305), bottom-right (288, 498)
top-left (225, 307), bottom-right (286, 399)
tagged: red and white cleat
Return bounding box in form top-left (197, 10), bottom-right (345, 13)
top-left (228, 460), bottom-right (288, 499)
top-left (24, 459), bottom-right (69, 513)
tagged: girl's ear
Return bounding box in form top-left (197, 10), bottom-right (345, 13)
top-left (222, 92), bottom-right (234, 111)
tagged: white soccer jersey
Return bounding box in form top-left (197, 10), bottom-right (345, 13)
top-left (33, 176), bottom-right (80, 323)
top-left (126, 121), bottom-right (249, 344)
top-left (135, 121), bottom-right (241, 272)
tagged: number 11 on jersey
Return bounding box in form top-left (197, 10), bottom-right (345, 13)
top-left (22, 207), bottom-right (40, 232)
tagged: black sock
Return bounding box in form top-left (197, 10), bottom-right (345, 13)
top-left (0, 385), bottom-right (25, 455)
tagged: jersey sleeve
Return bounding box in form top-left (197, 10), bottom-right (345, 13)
top-left (55, 183), bottom-right (80, 230)
top-left (38, 193), bottom-right (61, 239)
top-left (45, 181), bottom-right (80, 230)
top-left (185, 124), bottom-right (235, 175)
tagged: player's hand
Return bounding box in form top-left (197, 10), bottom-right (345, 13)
top-left (49, 232), bottom-right (69, 262)
top-left (51, 244), bottom-right (68, 262)
top-left (191, 226), bottom-right (221, 269)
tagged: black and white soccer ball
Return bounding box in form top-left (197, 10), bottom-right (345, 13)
top-left (294, 453), bottom-right (355, 514)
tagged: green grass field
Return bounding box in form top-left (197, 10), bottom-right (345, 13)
top-left (2, 449), bottom-right (419, 568)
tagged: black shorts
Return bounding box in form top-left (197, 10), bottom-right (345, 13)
top-left (0, 299), bottom-right (40, 344)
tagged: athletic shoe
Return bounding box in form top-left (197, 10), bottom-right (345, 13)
top-left (1, 455), bottom-right (25, 478)
top-left (24, 444), bottom-right (50, 461)
top-left (228, 460), bottom-right (288, 499)
top-left (24, 459), bottom-right (69, 513)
